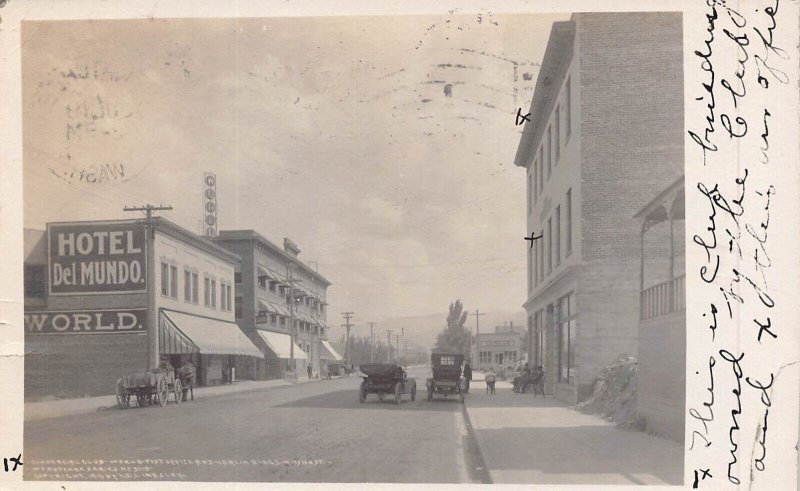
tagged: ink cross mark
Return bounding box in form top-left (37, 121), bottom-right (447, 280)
top-left (515, 108), bottom-right (531, 126)
top-left (524, 232), bottom-right (542, 248)
top-left (692, 468), bottom-right (711, 488)
top-left (3, 454), bottom-right (22, 472)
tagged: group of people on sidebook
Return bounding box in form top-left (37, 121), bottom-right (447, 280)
top-left (463, 362), bottom-right (544, 395)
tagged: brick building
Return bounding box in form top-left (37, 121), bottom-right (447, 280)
top-left (514, 13), bottom-right (684, 404)
top-left (212, 231), bottom-right (332, 379)
top-left (24, 218), bottom-right (262, 400)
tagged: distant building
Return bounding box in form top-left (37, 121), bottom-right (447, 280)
top-left (635, 176), bottom-right (685, 443)
top-left (213, 231), bottom-right (335, 379)
top-left (514, 13), bottom-right (684, 404)
top-left (24, 218), bottom-right (262, 400)
top-left (473, 322), bottom-right (523, 371)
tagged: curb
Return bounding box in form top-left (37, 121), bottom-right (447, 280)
top-left (461, 400), bottom-right (492, 484)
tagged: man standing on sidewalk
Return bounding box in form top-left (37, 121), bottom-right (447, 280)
top-left (463, 361), bottom-right (472, 394)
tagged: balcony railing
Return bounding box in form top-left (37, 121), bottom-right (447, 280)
top-left (640, 275), bottom-right (685, 320)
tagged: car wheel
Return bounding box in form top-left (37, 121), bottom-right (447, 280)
top-left (426, 387), bottom-right (433, 402)
top-left (359, 381), bottom-right (367, 404)
top-left (411, 382), bottom-right (417, 401)
top-left (394, 383), bottom-right (402, 405)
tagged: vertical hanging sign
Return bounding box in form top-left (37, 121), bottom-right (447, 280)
top-left (203, 172), bottom-right (217, 236)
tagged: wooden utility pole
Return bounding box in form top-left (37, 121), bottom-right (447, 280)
top-left (386, 330), bottom-right (393, 362)
top-left (341, 312), bottom-right (354, 365)
top-left (285, 265), bottom-right (302, 379)
top-left (123, 204), bottom-right (173, 371)
top-left (471, 309), bottom-right (485, 369)
top-left (394, 335), bottom-right (400, 363)
top-left (368, 322), bottom-right (376, 363)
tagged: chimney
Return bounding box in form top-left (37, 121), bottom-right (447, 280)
top-left (283, 238), bottom-right (301, 257)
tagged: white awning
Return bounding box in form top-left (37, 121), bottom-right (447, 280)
top-left (321, 340), bottom-right (343, 361)
top-left (161, 311), bottom-right (262, 357)
top-left (257, 330), bottom-right (308, 360)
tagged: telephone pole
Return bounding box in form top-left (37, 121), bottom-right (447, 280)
top-left (386, 330), bottom-right (393, 362)
top-left (368, 322), bottom-right (376, 363)
top-left (124, 204), bottom-right (172, 371)
top-left (394, 335), bottom-right (400, 363)
top-left (471, 309), bottom-right (485, 369)
top-left (341, 312), bottom-right (354, 365)
top-left (401, 328), bottom-right (405, 368)
top-left (285, 265), bottom-right (302, 379)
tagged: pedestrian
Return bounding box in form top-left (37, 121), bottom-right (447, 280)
top-left (463, 362), bottom-right (472, 394)
top-left (485, 366), bottom-right (497, 395)
top-left (307, 363), bottom-right (313, 379)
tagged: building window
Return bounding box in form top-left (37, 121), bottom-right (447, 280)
top-left (234, 272), bottom-right (242, 284)
top-left (161, 263), bottom-right (170, 296)
top-left (566, 189), bottom-right (573, 256)
top-left (204, 277), bottom-right (211, 306)
top-left (533, 158), bottom-right (539, 204)
top-left (534, 310), bottom-right (544, 367)
top-left (533, 239), bottom-right (539, 288)
top-left (24, 265), bottom-right (45, 297)
top-left (269, 281), bottom-right (276, 293)
top-left (235, 297), bottom-right (243, 320)
top-left (527, 171), bottom-right (532, 215)
top-left (555, 205), bottom-right (561, 266)
top-left (528, 246), bottom-right (533, 292)
top-left (538, 229), bottom-right (544, 282)
top-left (565, 77), bottom-right (572, 140)
top-left (555, 106), bottom-right (561, 163)
top-left (547, 218), bottom-right (553, 274)
top-left (538, 147), bottom-right (544, 194)
top-left (191, 273), bottom-right (199, 304)
top-left (258, 275), bottom-right (267, 289)
top-left (184, 270), bottom-right (192, 302)
top-left (210, 279), bottom-right (217, 308)
top-left (557, 293), bottom-right (576, 384)
top-left (221, 283), bottom-right (230, 311)
top-left (280, 316), bottom-right (286, 327)
top-left (170, 266), bottom-right (178, 299)
top-left (546, 126), bottom-right (552, 179)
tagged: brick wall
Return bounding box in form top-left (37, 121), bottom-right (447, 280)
top-left (25, 333), bottom-right (147, 400)
top-left (575, 12), bottom-right (684, 389)
top-left (638, 311), bottom-right (686, 443)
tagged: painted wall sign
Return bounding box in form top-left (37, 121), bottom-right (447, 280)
top-left (24, 309), bottom-right (147, 334)
top-left (47, 222), bottom-right (147, 295)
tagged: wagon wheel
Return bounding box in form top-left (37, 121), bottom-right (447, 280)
top-left (394, 382), bottom-right (402, 405)
top-left (156, 376), bottom-right (169, 407)
top-left (173, 379), bottom-right (183, 404)
top-left (411, 382), bottom-right (417, 401)
top-left (136, 392), bottom-right (149, 407)
top-left (358, 381), bottom-right (367, 404)
top-left (115, 380), bottom-right (129, 409)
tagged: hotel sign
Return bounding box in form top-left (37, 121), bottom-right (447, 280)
top-left (24, 309), bottom-right (147, 335)
top-left (47, 222), bottom-right (147, 295)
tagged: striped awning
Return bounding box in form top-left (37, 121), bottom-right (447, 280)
top-left (162, 310), bottom-right (262, 357)
top-left (257, 330), bottom-right (308, 359)
top-left (159, 313), bottom-right (199, 355)
top-left (321, 340), bottom-right (343, 361)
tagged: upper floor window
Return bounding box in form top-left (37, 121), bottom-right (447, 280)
top-left (566, 188), bottom-right (573, 256)
top-left (565, 77), bottom-right (572, 140)
top-left (204, 277), bottom-right (211, 306)
top-left (555, 106), bottom-right (561, 163)
top-left (547, 218), bottom-right (553, 274)
top-left (161, 262), bottom-right (177, 298)
top-left (538, 147), bottom-right (544, 194)
top-left (527, 172), bottom-right (532, 215)
top-left (546, 126), bottom-right (552, 179)
top-left (210, 279), bottom-right (217, 308)
top-left (24, 265), bottom-right (45, 297)
top-left (556, 205), bottom-right (562, 266)
top-left (234, 272), bottom-right (242, 284)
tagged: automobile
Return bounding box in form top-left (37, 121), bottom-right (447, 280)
top-left (358, 364), bottom-right (417, 404)
top-left (426, 353), bottom-right (466, 402)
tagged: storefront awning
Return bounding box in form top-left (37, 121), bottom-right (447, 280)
top-left (159, 314), bottom-right (199, 355)
top-left (321, 340), bottom-right (343, 361)
top-left (162, 310), bottom-right (262, 357)
top-left (257, 329), bottom-right (308, 359)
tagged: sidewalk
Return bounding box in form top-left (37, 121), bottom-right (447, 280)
top-left (463, 378), bottom-right (684, 486)
top-left (25, 376), bottom-right (323, 422)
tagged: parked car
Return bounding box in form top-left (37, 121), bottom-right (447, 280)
top-left (426, 353), bottom-right (466, 403)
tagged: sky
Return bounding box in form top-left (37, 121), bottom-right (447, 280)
top-left (22, 13), bottom-right (569, 337)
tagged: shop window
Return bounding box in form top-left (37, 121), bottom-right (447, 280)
top-left (24, 264), bottom-right (45, 297)
top-left (557, 293), bottom-right (576, 384)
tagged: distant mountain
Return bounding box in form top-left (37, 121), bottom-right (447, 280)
top-left (330, 310), bottom-right (527, 353)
